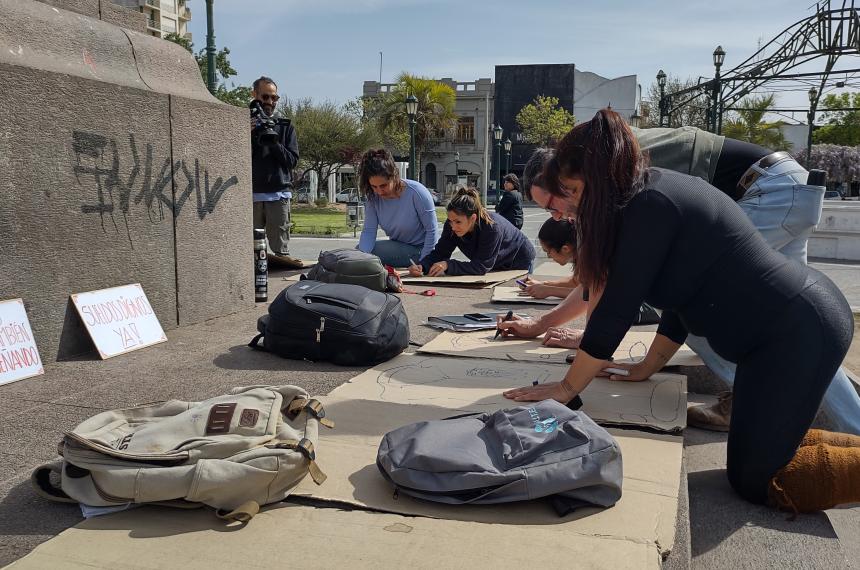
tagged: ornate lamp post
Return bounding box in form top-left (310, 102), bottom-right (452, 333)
top-left (807, 86), bottom-right (818, 166)
top-left (656, 69), bottom-right (667, 127)
top-left (493, 124), bottom-right (503, 203)
top-left (712, 46), bottom-right (725, 133)
top-left (454, 150), bottom-right (460, 189)
top-left (406, 94), bottom-right (418, 180)
top-left (504, 138), bottom-right (512, 176)
top-left (205, 0), bottom-right (216, 94)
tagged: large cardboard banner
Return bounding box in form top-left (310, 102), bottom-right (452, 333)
top-left (71, 284), bottom-right (167, 359)
top-left (0, 299), bottom-right (44, 386)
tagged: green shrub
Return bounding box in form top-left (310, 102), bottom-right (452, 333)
top-left (314, 196), bottom-right (329, 208)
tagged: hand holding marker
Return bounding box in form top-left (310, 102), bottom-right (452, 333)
top-left (494, 310), bottom-right (514, 340)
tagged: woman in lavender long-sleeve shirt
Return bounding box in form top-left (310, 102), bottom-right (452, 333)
top-left (356, 149), bottom-right (439, 267)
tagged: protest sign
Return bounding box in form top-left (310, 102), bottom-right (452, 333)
top-left (0, 298), bottom-right (44, 386)
top-left (71, 284), bottom-right (166, 359)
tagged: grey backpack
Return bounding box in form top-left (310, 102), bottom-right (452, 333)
top-left (376, 400), bottom-right (622, 514)
top-left (32, 385), bottom-right (332, 522)
top-left (305, 249), bottom-right (387, 291)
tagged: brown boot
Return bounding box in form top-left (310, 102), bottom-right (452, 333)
top-left (800, 428), bottom-right (860, 448)
top-left (769, 442), bottom-right (860, 514)
top-left (687, 391), bottom-right (732, 432)
top-left (269, 253), bottom-right (304, 269)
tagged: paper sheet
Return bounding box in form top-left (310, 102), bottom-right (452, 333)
top-left (7, 502), bottom-right (661, 570)
top-left (491, 286), bottom-right (564, 305)
top-left (399, 269), bottom-right (528, 288)
top-left (330, 354), bottom-right (687, 432)
top-left (291, 397), bottom-right (682, 557)
top-left (417, 329), bottom-right (703, 367)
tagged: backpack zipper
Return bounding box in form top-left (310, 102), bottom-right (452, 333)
top-left (315, 316), bottom-right (326, 343)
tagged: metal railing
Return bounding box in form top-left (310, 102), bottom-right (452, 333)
top-left (147, 18), bottom-right (161, 31)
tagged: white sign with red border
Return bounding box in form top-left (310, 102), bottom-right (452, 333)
top-left (0, 298), bottom-right (44, 386)
top-left (71, 284), bottom-right (167, 359)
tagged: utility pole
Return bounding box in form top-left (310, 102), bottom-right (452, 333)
top-left (205, 0), bottom-right (216, 94)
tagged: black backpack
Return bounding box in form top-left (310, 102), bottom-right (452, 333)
top-left (250, 281), bottom-right (409, 366)
top-left (305, 249), bottom-right (387, 291)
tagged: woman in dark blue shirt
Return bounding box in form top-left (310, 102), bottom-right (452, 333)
top-left (408, 187), bottom-right (534, 276)
top-left (503, 109), bottom-right (857, 514)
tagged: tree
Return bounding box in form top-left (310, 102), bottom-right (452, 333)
top-left (794, 144), bottom-right (860, 183)
top-left (514, 96), bottom-right (576, 146)
top-left (164, 33), bottom-right (251, 107)
top-left (813, 92), bottom-right (860, 146)
top-left (344, 96), bottom-right (409, 156)
top-left (722, 94), bottom-right (791, 150)
top-left (641, 73), bottom-right (710, 130)
top-left (374, 73), bottom-right (457, 179)
top-left (280, 99), bottom-right (381, 197)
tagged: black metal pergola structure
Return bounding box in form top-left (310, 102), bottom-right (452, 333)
top-left (659, 1), bottom-right (860, 139)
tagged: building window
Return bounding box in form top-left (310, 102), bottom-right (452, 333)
top-left (160, 0), bottom-right (176, 14)
top-left (456, 117), bottom-right (475, 144)
top-left (162, 17), bottom-right (177, 33)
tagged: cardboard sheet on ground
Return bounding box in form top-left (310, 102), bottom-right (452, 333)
top-left (491, 285), bottom-right (563, 305)
top-left (290, 396), bottom-right (682, 559)
top-left (331, 354), bottom-right (686, 432)
top-left (418, 329), bottom-right (703, 367)
top-left (399, 268), bottom-right (528, 288)
top-left (7, 502), bottom-right (660, 570)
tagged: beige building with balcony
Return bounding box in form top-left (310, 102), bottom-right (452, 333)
top-left (113, 0), bottom-right (191, 40)
top-left (363, 77), bottom-right (496, 199)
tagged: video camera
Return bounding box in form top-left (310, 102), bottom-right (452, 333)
top-left (249, 99), bottom-right (285, 146)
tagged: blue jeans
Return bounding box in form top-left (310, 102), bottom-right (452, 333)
top-left (686, 156), bottom-right (860, 435)
top-left (369, 239), bottom-right (423, 268)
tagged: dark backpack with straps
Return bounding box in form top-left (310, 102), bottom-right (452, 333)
top-left (250, 280), bottom-right (409, 366)
top-left (305, 249), bottom-right (387, 291)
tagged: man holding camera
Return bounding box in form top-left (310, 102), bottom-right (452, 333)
top-left (250, 76), bottom-right (303, 268)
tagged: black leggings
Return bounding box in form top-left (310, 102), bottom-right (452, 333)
top-left (727, 268), bottom-right (854, 504)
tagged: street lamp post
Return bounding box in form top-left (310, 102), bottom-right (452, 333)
top-left (504, 138), bottom-right (512, 176)
top-left (454, 151), bottom-right (460, 189)
top-left (205, 0), bottom-right (216, 94)
top-left (406, 94), bottom-right (418, 181)
top-left (656, 70), bottom-right (667, 127)
top-left (493, 124), bottom-right (503, 203)
top-left (712, 46), bottom-right (725, 134)
top-left (807, 86), bottom-right (818, 167)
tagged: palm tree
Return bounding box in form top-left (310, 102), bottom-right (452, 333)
top-left (722, 94), bottom-right (792, 150)
top-left (376, 73), bottom-right (457, 181)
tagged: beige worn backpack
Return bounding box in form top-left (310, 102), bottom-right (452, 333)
top-left (32, 385), bottom-right (332, 522)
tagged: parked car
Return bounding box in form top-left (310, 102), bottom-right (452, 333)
top-left (294, 186), bottom-right (311, 204)
top-left (824, 189), bottom-right (843, 200)
top-left (335, 188), bottom-right (360, 203)
top-left (427, 189), bottom-right (442, 206)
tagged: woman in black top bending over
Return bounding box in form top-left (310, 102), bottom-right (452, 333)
top-left (503, 109), bottom-right (858, 514)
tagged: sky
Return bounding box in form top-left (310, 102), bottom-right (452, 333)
top-left (185, 0), bottom-right (851, 125)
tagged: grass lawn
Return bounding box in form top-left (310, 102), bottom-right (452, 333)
top-left (292, 206), bottom-right (448, 235)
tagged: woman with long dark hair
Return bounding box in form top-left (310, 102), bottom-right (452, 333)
top-left (357, 148), bottom-right (439, 267)
top-left (504, 109), bottom-right (858, 513)
top-left (408, 186), bottom-right (534, 276)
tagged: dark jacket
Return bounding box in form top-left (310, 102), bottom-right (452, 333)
top-left (420, 212), bottom-right (535, 275)
top-left (495, 190), bottom-right (524, 228)
top-left (251, 119), bottom-right (299, 193)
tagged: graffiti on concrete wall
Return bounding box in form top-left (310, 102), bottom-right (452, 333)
top-left (72, 130), bottom-right (239, 234)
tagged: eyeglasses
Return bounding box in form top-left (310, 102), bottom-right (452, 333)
top-left (259, 94), bottom-right (280, 102)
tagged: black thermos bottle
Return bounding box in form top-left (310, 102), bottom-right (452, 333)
top-left (254, 229), bottom-right (268, 303)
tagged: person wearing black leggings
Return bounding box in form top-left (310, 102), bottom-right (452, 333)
top-left (503, 109), bottom-right (858, 513)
